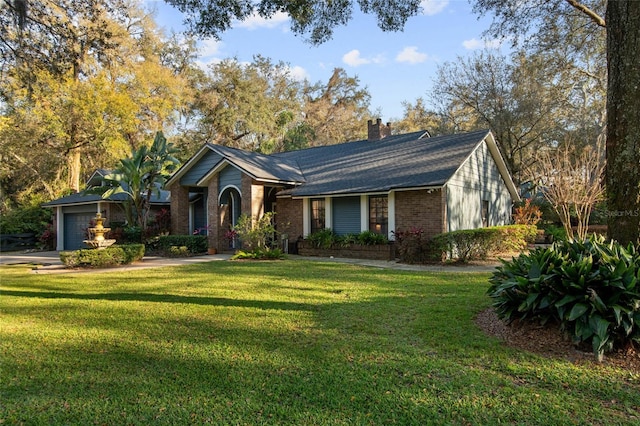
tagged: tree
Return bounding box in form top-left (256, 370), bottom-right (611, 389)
top-left (98, 131), bottom-right (180, 232)
top-left (189, 56), bottom-right (304, 152)
top-left (431, 51), bottom-right (563, 186)
top-left (302, 68), bottom-right (371, 146)
top-left (164, 0), bottom-right (422, 44)
top-left (391, 98), bottom-right (443, 135)
top-left (605, 2), bottom-right (640, 245)
top-left (533, 139), bottom-right (606, 241)
top-left (473, 0), bottom-right (638, 244)
top-left (1, 1), bottom-right (194, 203)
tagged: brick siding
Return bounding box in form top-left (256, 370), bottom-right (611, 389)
top-left (394, 189), bottom-right (446, 239)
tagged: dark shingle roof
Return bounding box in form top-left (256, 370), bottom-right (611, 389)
top-left (42, 186), bottom-right (170, 207)
top-left (274, 129), bottom-right (490, 197)
top-left (209, 144), bottom-right (305, 184)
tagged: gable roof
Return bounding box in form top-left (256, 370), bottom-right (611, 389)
top-left (275, 129), bottom-right (511, 197)
top-left (166, 128), bottom-right (519, 200)
top-left (165, 143), bottom-right (305, 188)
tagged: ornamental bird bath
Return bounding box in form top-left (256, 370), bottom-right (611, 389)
top-left (84, 213), bottom-right (116, 249)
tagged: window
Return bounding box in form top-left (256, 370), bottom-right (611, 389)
top-left (482, 200), bottom-right (489, 227)
top-left (310, 198), bottom-right (325, 234)
top-left (369, 195), bottom-right (388, 235)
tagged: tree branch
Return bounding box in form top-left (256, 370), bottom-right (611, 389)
top-left (564, 0), bottom-right (606, 28)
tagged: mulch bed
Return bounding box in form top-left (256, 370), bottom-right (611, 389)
top-left (476, 308), bottom-right (640, 373)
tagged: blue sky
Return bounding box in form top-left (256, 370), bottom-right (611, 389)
top-left (145, 0), bottom-right (502, 120)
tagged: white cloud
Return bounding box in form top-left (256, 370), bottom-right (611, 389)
top-left (395, 46), bottom-right (429, 64)
top-left (462, 38), bottom-right (504, 50)
top-left (199, 39), bottom-right (223, 58)
top-left (236, 11), bottom-right (289, 30)
top-left (342, 49), bottom-right (385, 67)
top-left (287, 65), bottom-right (310, 81)
top-left (343, 49), bottom-right (370, 66)
top-left (420, 0), bottom-right (449, 16)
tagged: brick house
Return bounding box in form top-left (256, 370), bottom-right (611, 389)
top-left (166, 120), bottom-right (520, 252)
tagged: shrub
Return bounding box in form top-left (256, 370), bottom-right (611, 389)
top-left (231, 248), bottom-right (285, 260)
top-left (119, 243), bottom-right (145, 263)
top-left (156, 235), bottom-right (207, 256)
top-left (487, 236), bottom-right (640, 361)
top-left (495, 225), bottom-right (538, 251)
top-left (356, 230), bottom-right (388, 245)
top-left (513, 199), bottom-right (543, 225)
top-left (0, 205), bottom-right (51, 234)
top-left (234, 213), bottom-right (277, 250)
top-left (121, 226), bottom-right (143, 243)
top-left (432, 228), bottom-right (502, 262)
top-left (59, 245), bottom-right (144, 268)
top-left (393, 227), bottom-right (432, 264)
top-left (307, 229), bottom-right (388, 249)
top-left (432, 225), bottom-right (537, 263)
top-left (542, 224), bottom-right (567, 243)
top-left (306, 229), bottom-right (337, 249)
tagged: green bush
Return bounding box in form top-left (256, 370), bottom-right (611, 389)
top-left (542, 224), bottom-right (568, 243)
top-left (432, 225), bottom-right (537, 263)
top-left (432, 228), bottom-right (502, 262)
top-left (233, 213), bottom-right (277, 250)
top-left (355, 230), bottom-right (388, 245)
top-left (307, 229), bottom-right (388, 249)
top-left (60, 246), bottom-right (135, 268)
top-left (119, 244), bottom-right (145, 263)
top-left (0, 205), bottom-right (51, 235)
top-left (306, 229), bottom-right (336, 249)
top-left (231, 248), bottom-right (285, 260)
top-left (156, 235), bottom-right (207, 256)
top-left (487, 236), bottom-right (640, 361)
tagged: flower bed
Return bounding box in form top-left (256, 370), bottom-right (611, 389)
top-left (297, 241), bottom-right (395, 261)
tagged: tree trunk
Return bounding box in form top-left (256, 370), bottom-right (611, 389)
top-left (67, 148), bottom-right (82, 193)
top-left (606, 1), bottom-right (640, 245)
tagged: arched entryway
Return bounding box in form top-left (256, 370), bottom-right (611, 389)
top-left (219, 186), bottom-right (241, 249)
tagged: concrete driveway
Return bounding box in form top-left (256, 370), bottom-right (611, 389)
top-left (0, 251), bottom-right (230, 274)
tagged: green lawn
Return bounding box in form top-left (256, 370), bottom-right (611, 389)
top-left (1, 260), bottom-right (638, 425)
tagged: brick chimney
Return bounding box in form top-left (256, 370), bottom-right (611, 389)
top-left (367, 118), bottom-right (391, 141)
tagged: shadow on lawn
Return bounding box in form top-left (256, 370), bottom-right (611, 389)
top-left (1, 289), bottom-right (318, 312)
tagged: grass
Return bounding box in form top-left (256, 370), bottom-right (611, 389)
top-left (1, 260), bottom-right (638, 425)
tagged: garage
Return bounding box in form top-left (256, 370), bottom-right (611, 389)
top-left (63, 211), bottom-right (96, 250)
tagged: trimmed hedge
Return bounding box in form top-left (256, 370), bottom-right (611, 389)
top-left (488, 236), bottom-right (640, 361)
top-left (60, 244), bottom-right (145, 268)
top-left (434, 225), bottom-right (538, 262)
top-left (156, 235), bottom-right (207, 256)
top-left (397, 225), bottom-right (537, 263)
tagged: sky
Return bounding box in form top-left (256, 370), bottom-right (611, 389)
top-left (144, 0), bottom-right (503, 120)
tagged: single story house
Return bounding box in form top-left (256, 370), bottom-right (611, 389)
top-left (166, 120), bottom-right (520, 252)
top-left (43, 169), bottom-right (170, 250)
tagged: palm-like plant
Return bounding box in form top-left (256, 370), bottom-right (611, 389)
top-left (100, 132), bottom-right (180, 233)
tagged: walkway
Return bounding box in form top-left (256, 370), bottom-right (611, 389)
top-left (0, 251), bottom-right (499, 274)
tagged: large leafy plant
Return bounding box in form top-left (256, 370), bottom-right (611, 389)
top-left (91, 132), bottom-right (180, 233)
top-left (488, 236), bottom-right (640, 361)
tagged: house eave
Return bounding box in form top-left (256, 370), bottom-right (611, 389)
top-left (284, 185), bottom-right (444, 200)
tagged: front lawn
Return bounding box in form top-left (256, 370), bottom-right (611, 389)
top-left (1, 260), bottom-right (638, 424)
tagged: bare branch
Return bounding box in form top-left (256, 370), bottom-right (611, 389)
top-left (564, 0), bottom-right (606, 28)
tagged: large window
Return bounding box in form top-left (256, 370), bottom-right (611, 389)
top-left (369, 195), bottom-right (388, 235)
top-left (310, 198), bottom-right (325, 234)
